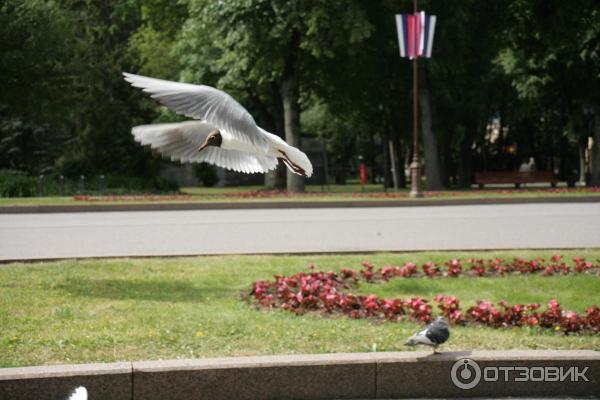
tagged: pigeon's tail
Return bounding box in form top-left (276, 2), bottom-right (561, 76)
top-left (68, 386), bottom-right (87, 400)
top-left (277, 144), bottom-right (313, 178)
top-left (405, 335), bottom-right (422, 346)
top-left (405, 331), bottom-right (435, 347)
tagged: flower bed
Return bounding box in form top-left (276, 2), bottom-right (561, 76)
top-left (70, 187), bottom-right (600, 201)
top-left (251, 256), bottom-right (600, 334)
top-left (73, 194), bottom-right (195, 202)
top-left (228, 187), bottom-right (600, 199)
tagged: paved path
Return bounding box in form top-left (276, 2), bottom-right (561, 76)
top-left (1, 203), bottom-right (599, 261)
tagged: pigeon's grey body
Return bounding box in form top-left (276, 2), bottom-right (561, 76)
top-left (405, 317), bottom-right (450, 354)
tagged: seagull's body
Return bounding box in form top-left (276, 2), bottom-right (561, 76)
top-left (405, 317), bottom-right (450, 354)
top-left (123, 73), bottom-right (312, 177)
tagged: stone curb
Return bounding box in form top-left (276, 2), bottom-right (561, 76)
top-left (1, 195), bottom-right (599, 214)
top-left (0, 362), bottom-right (131, 400)
top-left (1, 351), bottom-right (598, 399)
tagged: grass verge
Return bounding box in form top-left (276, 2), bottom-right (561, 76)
top-left (0, 184), bottom-right (599, 207)
top-left (1, 249), bottom-right (599, 368)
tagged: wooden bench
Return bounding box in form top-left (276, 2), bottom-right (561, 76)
top-left (475, 171), bottom-right (558, 189)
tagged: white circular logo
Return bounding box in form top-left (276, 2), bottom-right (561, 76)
top-left (451, 358), bottom-right (482, 390)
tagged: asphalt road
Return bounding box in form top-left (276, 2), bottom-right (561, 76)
top-left (1, 203), bottom-right (599, 261)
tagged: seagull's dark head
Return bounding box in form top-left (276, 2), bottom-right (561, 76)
top-left (198, 130), bottom-right (222, 152)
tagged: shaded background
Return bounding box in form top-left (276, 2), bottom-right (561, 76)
top-left (1, 0), bottom-right (599, 194)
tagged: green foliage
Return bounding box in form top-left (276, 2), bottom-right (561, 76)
top-left (179, 0), bottom-right (374, 123)
top-left (0, 0), bottom-right (78, 119)
top-left (103, 174), bottom-right (179, 193)
top-left (193, 164), bottom-right (219, 187)
top-left (1, 0), bottom-right (599, 190)
top-left (129, 26), bottom-right (180, 79)
top-left (0, 117), bottom-right (66, 174)
top-left (0, 170), bottom-right (36, 197)
top-left (493, 0), bottom-right (600, 179)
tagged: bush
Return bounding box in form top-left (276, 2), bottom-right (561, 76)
top-left (0, 170), bottom-right (37, 197)
top-left (194, 164), bottom-right (219, 187)
top-left (103, 174), bottom-right (178, 193)
top-left (0, 168), bottom-right (180, 197)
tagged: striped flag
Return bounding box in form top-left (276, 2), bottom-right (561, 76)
top-left (395, 12), bottom-right (437, 59)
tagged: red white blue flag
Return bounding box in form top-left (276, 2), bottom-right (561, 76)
top-left (395, 12), bottom-right (437, 59)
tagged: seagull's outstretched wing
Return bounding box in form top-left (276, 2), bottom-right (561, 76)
top-left (133, 121), bottom-right (278, 174)
top-left (123, 72), bottom-right (269, 152)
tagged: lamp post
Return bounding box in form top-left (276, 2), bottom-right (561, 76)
top-left (409, 0), bottom-right (422, 198)
top-left (395, 0), bottom-right (436, 198)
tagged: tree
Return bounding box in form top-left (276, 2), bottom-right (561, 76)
top-left (183, 0), bottom-right (373, 192)
top-left (0, 0), bottom-right (78, 173)
top-left (496, 0), bottom-right (600, 184)
top-left (55, 0), bottom-right (156, 178)
top-left (422, 0), bottom-right (510, 188)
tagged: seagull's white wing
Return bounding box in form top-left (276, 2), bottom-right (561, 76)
top-left (133, 121), bottom-right (277, 174)
top-left (123, 72), bottom-right (269, 152)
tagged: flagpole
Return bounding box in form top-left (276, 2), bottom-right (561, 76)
top-left (409, 0), bottom-right (423, 197)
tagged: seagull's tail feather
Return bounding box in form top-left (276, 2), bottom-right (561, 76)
top-left (278, 144), bottom-right (313, 178)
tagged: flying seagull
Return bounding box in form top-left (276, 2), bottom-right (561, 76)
top-left (123, 73), bottom-right (313, 177)
top-left (405, 317), bottom-right (450, 354)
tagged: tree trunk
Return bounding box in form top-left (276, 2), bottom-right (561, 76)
top-left (391, 130), bottom-right (406, 188)
top-left (418, 68), bottom-right (443, 190)
top-left (579, 141), bottom-right (586, 183)
top-left (591, 105), bottom-right (600, 186)
top-left (383, 130), bottom-right (391, 189)
top-left (440, 123), bottom-right (453, 187)
top-left (247, 87), bottom-right (286, 190)
top-left (280, 31), bottom-right (304, 193)
top-left (457, 121), bottom-right (475, 188)
top-left (264, 84), bottom-right (286, 189)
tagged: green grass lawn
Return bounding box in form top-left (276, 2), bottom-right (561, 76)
top-left (0, 183), bottom-right (599, 206)
top-left (1, 250), bottom-right (599, 368)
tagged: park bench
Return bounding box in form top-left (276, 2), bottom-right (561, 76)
top-left (475, 171), bottom-right (558, 188)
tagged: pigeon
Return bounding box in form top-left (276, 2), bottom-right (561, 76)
top-left (123, 73), bottom-right (313, 177)
top-left (67, 386), bottom-right (87, 400)
top-left (405, 316), bottom-right (450, 354)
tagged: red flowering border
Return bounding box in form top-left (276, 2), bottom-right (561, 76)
top-left (72, 187), bottom-right (600, 201)
top-left (230, 187), bottom-right (600, 199)
top-left (251, 256), bottom-right (600, 334)
top-left (73, 195), bottom-right (195, 202)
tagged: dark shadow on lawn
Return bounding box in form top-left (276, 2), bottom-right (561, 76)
top-left (58, 278), bottom-right (229, 303)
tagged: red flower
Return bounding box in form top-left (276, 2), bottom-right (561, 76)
top-left (422, 261), bottom-right (440, 277)
top-left (250, 260), bottom-right (600, 334)
top-left (398, 262), bottom-right (417, 277)
top-left (445, 259), bottom-right (463, 277)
